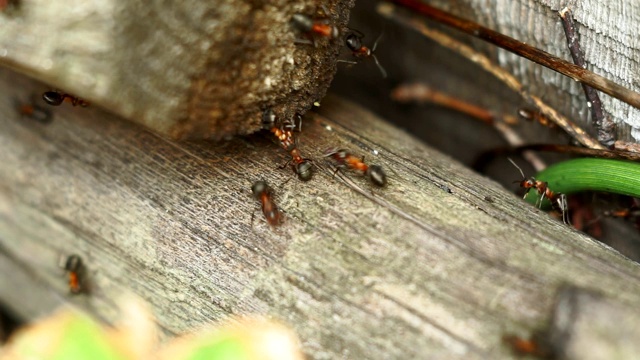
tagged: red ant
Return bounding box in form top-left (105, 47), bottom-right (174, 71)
top-left (251, 180), bottom-right (282, 226)
top-left (64, 254), bottom-right (84, 294)
top-left (502, 334), bottom-right (552, 358)
top-left (42, 90), bottom-right (89, 107)
top-left (291, 6), bottom-right (339, 45)
top-left (508, 158), bottom-right (570, 224)
top-left (16, 100), bottom-right (52, 123)
top-left (262, 109), bottom-right (313, 181)
top-left (338, 30), bottom-right (387, 78)
top-left (324, 148), bottom-right (387, 187)
top-left (508, 158), bottom-right (551, 204)
top-left (518, 108), bottom-right (557, 129)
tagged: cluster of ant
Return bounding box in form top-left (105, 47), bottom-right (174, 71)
top-left (251, 8), bottom-right (389, 226)
top-left (291, 6), bottom-right (387, 77)
top-left (24, 10), bottom-right (386, 289)
top-left (253, 109), bottom-right (387, 226)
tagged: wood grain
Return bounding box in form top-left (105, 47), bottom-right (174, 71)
top-left (2, 67), bottom-right (640, 359)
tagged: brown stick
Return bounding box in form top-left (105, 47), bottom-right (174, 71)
top-left (383, 0), bottom-right (640, 111)
top-left (515, 144), bottom-right (640, 162)
top-left (377, 2), bottom-right (605, 150)
top-left (559, 7), bottom-right (616, 148)
top-left (391, 83), bottom-right (547, 171)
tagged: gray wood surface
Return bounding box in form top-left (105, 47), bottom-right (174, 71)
top-left (0, 0), bottom-right (353, 140)
top-left (2, 67), bottom-right (640, 359)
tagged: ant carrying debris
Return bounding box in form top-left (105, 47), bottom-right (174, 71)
top-left (325, 147), bottom-right (387, 187)
top-left (63, 254), bottom-right (85, 294)
top-left (262, 109), bottom-right (313, 181)
top-left (42, 90), bottom-right (89, 107)
top-left (338, 30), bottom-right (387, 78)
top-left (251, 180), bottom-right (282, 226)
top-left (291, 6), bottom-right (339, 45)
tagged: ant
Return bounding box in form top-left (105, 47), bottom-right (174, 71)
top-left (518, 108), bottom-right (557, 129)
top-left (508, 158), bottom-right (551, 205)
top-left (15, 100), bottom-right (52, 124)
top-left (291, 6), bottom-right (339, 45)
top-left (42, 90), bottom-right (89, 107)
top-left (324, 147), bottom-right (387, 187)
top-left (64, 254), bottom-right (84, 294)
top-left (251, 180), bottom-right (282, 226)
top-left (508, 158), bottom-right (570, 224)
top-left (338, 30), bottom-right (387, 78)
top-left (262, 109), bottom-right (313, 181)
top-left (502, 334), bottom-right (552, 358)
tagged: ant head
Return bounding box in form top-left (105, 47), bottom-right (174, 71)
top-left (42, 91), bottom-right (64, 106)
top-left (261, 109), bottom-right (276, 130)
top-left (366, 165), bottom-right (387, 187)
top-left (251, 180), bottom-right (271, 198)
top-left (296, 160), bottom-right (313, 181)
top-left (65, 254), bottom-right (82, 272)
top-left (345, 33), bottom-right (362, 52)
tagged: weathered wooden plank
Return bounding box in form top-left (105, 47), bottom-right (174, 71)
top-left (0, 0), bottom-right (353, 139)
top-left (1, 67), bottom-right (640, 359)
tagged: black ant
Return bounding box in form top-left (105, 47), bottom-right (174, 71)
top-left (262, 109), bottom-right (313, 181)
top-left (324, 148), bottom-right (387, 187)
top-left (338, 30), bottom-right (387, 78)
top-left (291, 6), bottom-right (339, 45)
top-left (63, 254), bottom-right (84, 294)
top-left (508, 158), bottom-right (569, 224)
top-left (251, 180), bottom-right (282, 226)
top-left (42, 90), bottom-right (89, 107)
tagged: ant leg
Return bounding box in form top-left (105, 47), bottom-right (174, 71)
top-left (320, 4), bottom-right (330, 17)
top-left (278, 159), bottom-right (292, 170)
top-left (337, 59), bottom-right (359, 66)
top-left (332, 165), bottom-right (344, 178)
top-left (346, 27), bottom-right (365, 39)
top-left (250, 208), bottom-right (257, 228)
top-left (294, 38), bottom-right (314, 46)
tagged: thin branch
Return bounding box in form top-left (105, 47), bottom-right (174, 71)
top-left (559, 7), bottom-right (616, 148)
top-left (514, 144), bottom-right (640, 162)
top-left (377, 2), bottom-right (605, 150)
top-left (391, 83), bottom-right (546, 171)
top-left (382, 0), bottom-right (640, 111)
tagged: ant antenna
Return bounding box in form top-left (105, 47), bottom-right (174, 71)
top-left (372, 26), bottom-right (385, 53)
top-left (372, 54), bottom-right (387, 78)
top-left (507, 158), bottom-right (526, 179)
